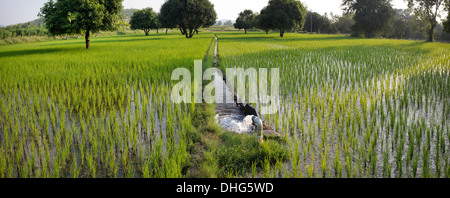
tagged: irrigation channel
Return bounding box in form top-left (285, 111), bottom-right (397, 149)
top-left (212, 35), bottom-right (280, 140)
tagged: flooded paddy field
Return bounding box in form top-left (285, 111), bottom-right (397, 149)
top-left (1, 32), bottom-right (449, 178)
top-left (219, 32), bottom-right (450, 178)
top-left (0, 33), bottom-right (215, 178)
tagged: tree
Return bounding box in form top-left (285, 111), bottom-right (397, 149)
top-left (160, 0), bottom-right (217, 38)
top-left (159, 3), bottom-right (178, 34)
top-left (258, 0), bottom-right (307, 37)
top-left (331, 13), bottom-right (354, 34)
top-left (154, 13), bottom-right (161, 34)
top-left (129, 8), bottom-right (158, 36)
top-left (256, 8), bottom-right (272, 34)
top-left (234, 10), bottom-right (255, 34)
top-left (382, 9), bottom-right (427, 39)
top-left (407, 0), bottom-right (445, 42)
top-left (304, 11), bottom-right (332, 33)
top-left (216, 21), bottom-right (223, 26)
top-left (342, 0), bottom-right (394, 38)
top-left (39, 0), bottom-right (124, 49)
top-left (386, 9), bottom-right (409, 38)
top-left (224, 20), bottom-right (233, 26)
top-left (444, 0), bottom-right (450, 33)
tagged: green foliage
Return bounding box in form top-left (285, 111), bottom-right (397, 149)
top-left (407, 0), bottom-right (446, 42)
top-left (255, 8), bottom-right (271, 34)
top-left (39, 0), bottom-right (124, 48)
top-left (343, 0), bottom-right (394, 38)
top-left (129, 8), bottom-right (158, 36)
top-left (331, 13), bottom-right (354, 34)
top-left (234, 10), bottom-right (256, 34)
top-left (444, 0), bottom-right (450, 33)
top-left (160, 0), bottom-right (217, 38)
top-left (303, 11), bottom-right (332, 33)
top-left (159, 0), bottom-right (180, 31)
top-left (385, 9), bottom-right (427, 39)
top-left (0, 22), bottom-right (48, 39)
top-left (445, 17), bottom-right (450, 33)
top-left (258, 0), bottom-right (307, 37)
top-left (217, 132), bottom-right (289, 177)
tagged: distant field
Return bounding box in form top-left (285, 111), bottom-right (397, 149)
top-left (0, 32), bottom-right (449, 178)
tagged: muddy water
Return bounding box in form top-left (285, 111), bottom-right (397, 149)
top-left (213, 71), bottom-right (255, 133)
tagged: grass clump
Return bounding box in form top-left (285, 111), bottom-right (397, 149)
top-left (216, 132), bottom-right (289, 177)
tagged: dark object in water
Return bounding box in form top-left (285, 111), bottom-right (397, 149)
top-left (242, 104), bottom-right (258, 117)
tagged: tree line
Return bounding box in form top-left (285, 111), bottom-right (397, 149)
top-left (234, 0), bottom-right (307, 37)
top-left (28, 0), bottom-right (450, 49)
top-left (0, 22), bottom-right (48, 39)
top-left (38, 0), bottom-right (218, 48)
top-left (234, 0), bottom-right (450, 41)
top-left (129, 0), bottom-right (217, 38)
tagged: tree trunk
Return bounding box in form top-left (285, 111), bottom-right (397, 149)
top-left (65, 35), bottom-right (69, 40)
top-left (95, 32), bottom-right (99, 37)
top-left (266, 30), bottom-right (269, 34)
top-left (166, 28), bottom-right (168, 34)
top-left (245, 29), bottom-right (247, 34)
top-left (156, 29), bottom-right (159, 34)
top-left (185, 28), bottom-right (190, 38)
top-left (180, 27), bottom-right (186, 35)
top-left (427, 23), bottom-right (435, 42)
top-left (186, 28), bottom-right (196, 38)
top-left (280, 30), bottom-right (284, 37)
top-left (85, 30), bottom-right (90, 49)
top-left (195, 29), bottom-right (199, 34)
top-left (183, 27), bottom-right (190, 38)
top-left (145, 30), bottom-right (149, 36)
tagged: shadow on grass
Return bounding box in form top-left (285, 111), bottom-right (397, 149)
top-left (39, 36), bottom-right (163, 47)
top-left (391, 40), bottom-right (428, 48)
top-left (0, 47), bottom-right (76, 58)
top-left (218, 32), bottom-right (357, 43)
top-left (91, 37), bottom-right (162, 44)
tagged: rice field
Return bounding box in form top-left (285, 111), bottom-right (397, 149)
top-left (219, 32), bottom-right (450, 178)
top-left (0, 32), bottom-right (215, 178)
top-left (1, 31), bottom-right (449, 178)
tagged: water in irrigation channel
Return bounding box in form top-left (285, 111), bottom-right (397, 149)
top-left (212, 71), bottom-right (255, 133)
top-left (212, 35), bottom-right (255, 134)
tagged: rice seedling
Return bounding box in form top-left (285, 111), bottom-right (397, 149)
top-left (320, 144), bottom-right (329, 178)
top-left (262, 158), bottom-right (271, 178)
top-left (251, 161), bottom-right (257, 178)
top-left (0, 147), bottom-right (5, 178)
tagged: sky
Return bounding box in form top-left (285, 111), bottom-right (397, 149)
top-left (0, 0), bottom-right (410, 26)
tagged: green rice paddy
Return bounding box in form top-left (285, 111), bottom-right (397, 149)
top-left (0, 31), bottom-right (449, 178)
